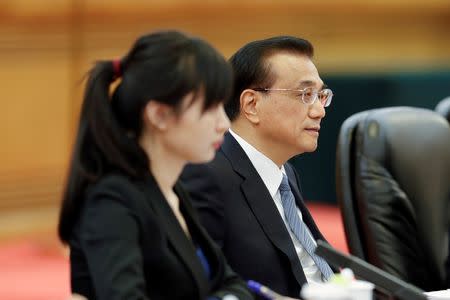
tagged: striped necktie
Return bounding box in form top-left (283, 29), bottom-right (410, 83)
top-left (279, 173), bottom-right (333, 280)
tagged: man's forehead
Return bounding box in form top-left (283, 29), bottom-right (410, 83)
top-left (267, 52), bottom-right (322, 86)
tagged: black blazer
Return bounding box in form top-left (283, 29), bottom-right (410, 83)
top-left (181, 132), bottom-right (329, 298)
top-left (69, 172), bottom-right (252, 300)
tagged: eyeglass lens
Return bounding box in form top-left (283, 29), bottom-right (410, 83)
top-left (302, 88), bottom-right (330, 105)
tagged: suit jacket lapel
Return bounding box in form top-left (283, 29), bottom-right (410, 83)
top-left (221, 133), bottom-right (307, 285)
top-left (176, 184), bottom-right (224, 288)
top-left (141, 175), bottom-right (208, 298)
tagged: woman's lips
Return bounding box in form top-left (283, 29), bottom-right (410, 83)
top-left (213, 140), bottom-right (223, 150)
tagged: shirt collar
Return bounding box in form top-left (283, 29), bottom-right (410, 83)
top-left (229, 129), bottom-right (285, 198)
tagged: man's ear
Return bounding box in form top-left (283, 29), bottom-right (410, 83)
top-left (240, 89), bottom-right (261, 124)
top-left (143, 101), bottom-right (174, 131)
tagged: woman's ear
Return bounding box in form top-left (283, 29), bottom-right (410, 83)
top-left (143, 101), bottom-right (174, 131)
top-left (240, 89), bottom-right (260, 124)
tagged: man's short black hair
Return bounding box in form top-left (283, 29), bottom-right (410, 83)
top-left (226, 36), bottom-right (314, 121)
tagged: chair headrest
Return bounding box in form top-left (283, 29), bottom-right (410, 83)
top-left (356, 107), bottom-right (450, 207)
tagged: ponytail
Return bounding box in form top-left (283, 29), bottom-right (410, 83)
top-left (58, 60), bottom-right (147, 243)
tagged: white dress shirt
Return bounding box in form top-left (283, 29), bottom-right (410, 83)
top-left (229, 129), bottom-right (324, 284)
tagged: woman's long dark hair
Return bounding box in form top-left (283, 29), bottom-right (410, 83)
top-left (58, 30), bottom-right (232, 243)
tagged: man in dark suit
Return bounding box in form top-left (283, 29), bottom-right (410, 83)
top-left (181, 36), bottom-right (335, 299)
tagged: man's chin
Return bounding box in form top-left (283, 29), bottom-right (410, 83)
top-left (302, 143), bottom-right (318, 153)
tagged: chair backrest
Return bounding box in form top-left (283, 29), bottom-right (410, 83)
top-left (436, 96), bottom-right (450, 122)
top-left (336, 107), bottom-right (450, 291)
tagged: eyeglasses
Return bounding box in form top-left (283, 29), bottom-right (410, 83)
top-left (253, 87), bottom-right (333, 107)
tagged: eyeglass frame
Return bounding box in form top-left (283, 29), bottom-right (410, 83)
top-left (252, 86), bottom-right (333, 107)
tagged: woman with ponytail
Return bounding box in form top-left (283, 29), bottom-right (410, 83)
top-left (58, 30), bottom-right (253, 300)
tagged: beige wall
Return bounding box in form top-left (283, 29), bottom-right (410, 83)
top-left (1, 0), bottom-right (449, 235)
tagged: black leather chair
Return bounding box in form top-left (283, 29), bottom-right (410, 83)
top-left (336, 107), bottom-right (450, 291)
top-left (436, 97), bottom-right (450, 287)
top-left (436, 97), bottom-right (450, 122)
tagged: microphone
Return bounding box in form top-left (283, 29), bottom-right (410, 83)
top-left (314, 240), bottom-right (426, 300)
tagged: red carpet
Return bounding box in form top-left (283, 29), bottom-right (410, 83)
top-left (306, 202), bottom-right (348, 253)
top-left (0, 240), bottom-right (70, 300)
top-left (0, 203), bottom-right (346, 299)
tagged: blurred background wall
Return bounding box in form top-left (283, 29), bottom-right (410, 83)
top-left (1, 0), bottom-right (449, 238)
